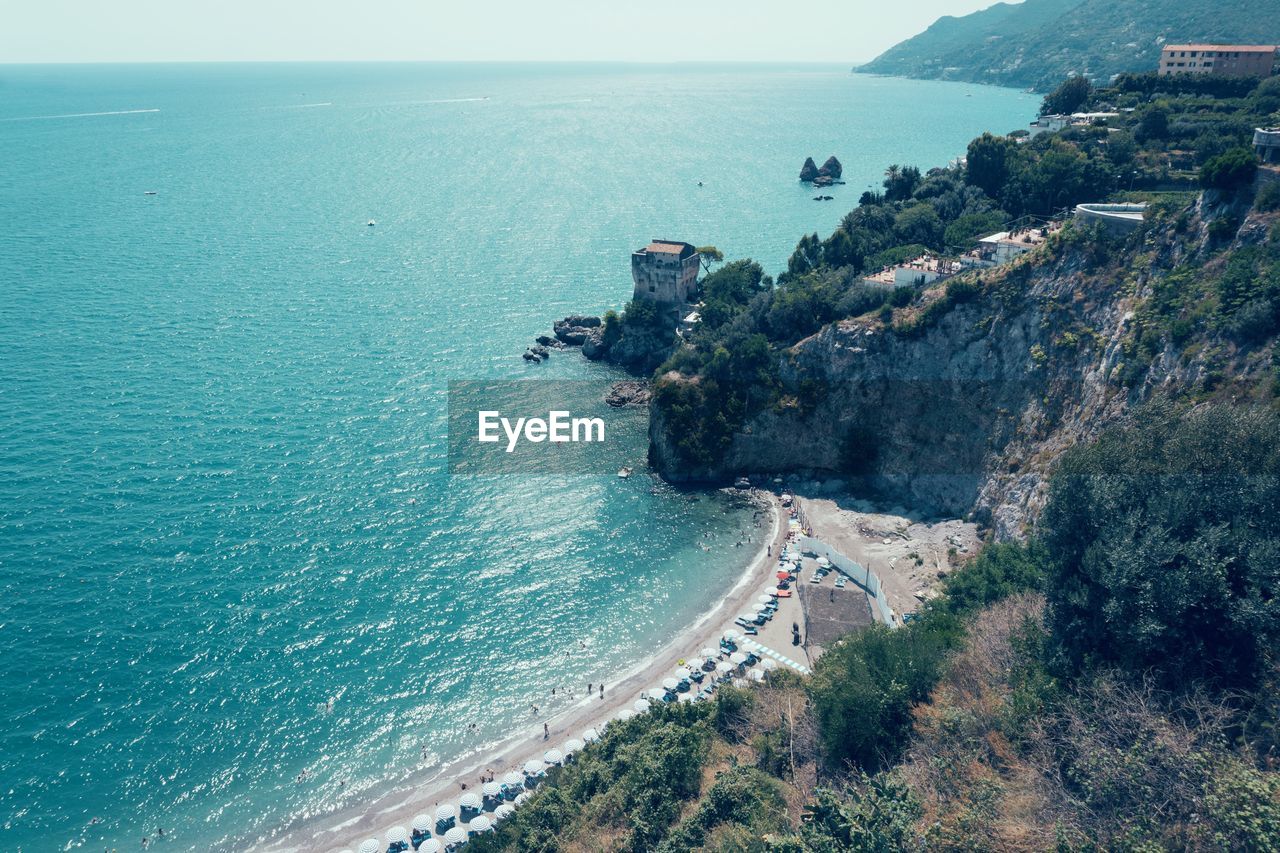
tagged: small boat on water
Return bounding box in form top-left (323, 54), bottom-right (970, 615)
top-left (366, 219), bottom-right (377, 227)
top-left (617, 466), bottom-right (632, 479)
top-left (143, 191), bottom-right (157, 196)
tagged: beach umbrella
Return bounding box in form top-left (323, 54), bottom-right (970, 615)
top-left (618, 708), bottom-right (636, 721)
top-left (564, 738), bottom-right (585, 754)
top-left (762, 658), bottom-right (779, 671)
top-left (730, 652), bottom-right (748, 666)
top-left (737, 612), bottom-right (756, 622)
top-left (749, 668), bottom-right (766, 682)
top-left (502, 771), bottom-right (523, 790)
top-left (757, 595), bottom-right (773, 605)
top-left (776, 571), bottom-right (790, 580)
top-left (633, 699), bottom-right (650, 713)
top-left (436, 804), bottom-right (456, 822)
top-left (412, 814), bottom-right (432, 833)
top-left (700, 647), bottom-right (719, 660)
top-left (470, 815), bottom-right (493, 833)
top-left (419, 842), bottom-right (443, 853)
top-left (678, 692), bottom-right (695, 703)
top-left (523, 759), bottom-right (545, 776)
top-left (662, 677), bottom-right (679, 692)
top-left (716, 661), bottom-right (734, 675)
top-left (581, 727), bottom-right (599, 743)
top-left (494, 803), bottom-right (515, 821)
top-left (386, 826), bottom-right (409, 845)
top-left (674, 667), bottom-right (691, 681)
top-left (459, 792), bottom-right (481, 811)
top-left (643, 688), bottom-right (663, 701)
top-left (444, 826), bottom-right (467, 846)
top-left (543, 748), bottom-right (563, 765)
top-left (765, 586), bottom-right (779, 596)
top-left (482, 781), bottom-right (501, 799)
top-left (513, 792), bottom-right (530, 806)
top-left (358, 840), bottom-right (380, 853)
top-left (724, 630), bottom-right (742, 643)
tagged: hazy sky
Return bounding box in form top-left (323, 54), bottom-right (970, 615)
top-left (0, 0), bottom-right (1004, 64)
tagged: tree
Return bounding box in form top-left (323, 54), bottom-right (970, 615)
top-left (1199, 147), bottom-right (1259, 191)
top-left (786, 233), bottom-right (823, 279)
top-left (1135, 103), bottom-right (1169, 143)
top-left (883, 165), bottom-right (921, 202)
top-left (1041, 404), bottom-right (1280, 693)
top-left (694, 245), bottom-right (724, 275)
top-left (1040, 76), bottom-right (1092, 116)
top-left (965, 132), bottom-right (1016, 199)
top-left (892, 203), bottom-right (944, 250)
top-left (944, 211), bottom-right (1007, 249)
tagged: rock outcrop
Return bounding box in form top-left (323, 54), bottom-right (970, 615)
top-left (553, 315), bottom-right (602, 346)
top-left (605, 380), bottom-right (651, 408)
top-left (800, 155), bottom-right (843, 183)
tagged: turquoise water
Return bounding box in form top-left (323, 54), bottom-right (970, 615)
top-left (0, 63), bottom-right (1033, 850)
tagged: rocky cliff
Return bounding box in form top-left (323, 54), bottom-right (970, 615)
top-left (652, 189), bottom-right (1280, 538)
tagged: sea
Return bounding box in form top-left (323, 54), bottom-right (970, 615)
top-left (0, 62), bottom-right (1034, 851)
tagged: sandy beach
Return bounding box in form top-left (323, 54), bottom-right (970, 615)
top-left (258, 491), bottom-right (801, 853)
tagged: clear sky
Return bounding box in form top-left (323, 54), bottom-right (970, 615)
top-left (0, 0), bottom-right (1005, 64)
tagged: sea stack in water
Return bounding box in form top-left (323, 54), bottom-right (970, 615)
top-left (800, 155), bottom-right (842, 183)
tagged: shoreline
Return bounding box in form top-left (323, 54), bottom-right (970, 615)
top-left (257, 490), bottom-right (791, 853)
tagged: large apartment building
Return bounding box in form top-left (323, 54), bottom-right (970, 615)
top-left (1158, 44), bottom-right (1277, 78)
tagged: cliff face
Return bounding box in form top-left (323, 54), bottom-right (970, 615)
top-left (652, 192), bottom-right (1279, 539)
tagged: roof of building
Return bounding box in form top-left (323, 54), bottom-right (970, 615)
top-left (1162, 44), bottom-right (1277, 53)
top-left (642, 240), bottom-right (698, 258)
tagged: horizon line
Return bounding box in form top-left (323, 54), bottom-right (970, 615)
top-left (0, 57), bottom-right (872, 68)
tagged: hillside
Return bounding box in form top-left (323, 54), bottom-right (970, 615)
top-left (646, 74), bottom-right (1280, 539)
top-left (858, 0), bottom-right (1280, 91)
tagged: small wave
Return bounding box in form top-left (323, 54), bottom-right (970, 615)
top-left (2, 108), bottom-right (159, 122)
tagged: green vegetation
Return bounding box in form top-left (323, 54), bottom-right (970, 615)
top-left (1200, 146), bottom-right (1260, 190)
top-left (1043, 404), bottom-right (1280, 693)
top-left (1040, 76), bottom-right (1092, 116)
top-left (858, 0), bottom-right (1278, 91)
top-left (474, 405), bottom-right (1280, 851)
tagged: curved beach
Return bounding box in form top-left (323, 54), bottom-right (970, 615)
top-left (258, 491), bottom-right (797, 853)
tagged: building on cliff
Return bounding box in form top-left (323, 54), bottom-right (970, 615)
top-left (1256, 128), bottom-right (1280, 165)
top-left (631, 240), bottom-right (700, 308)
top-left (965, 224), bottom-right (1059, 268)
top-left (1158, 44), bottom-right (1277, 78)
top-left (863, 254), bottom-right (962, 289)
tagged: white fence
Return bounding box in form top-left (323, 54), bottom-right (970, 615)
top-left (798, 536), bottom-right (898, 628)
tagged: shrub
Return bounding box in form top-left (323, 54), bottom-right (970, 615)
top-left (1255, 181), bottom-right (1280, 213)
top-left (1042, 403), bottom-right (1280, 693)
top-left (1199, 147), bottom-right (1259, 191)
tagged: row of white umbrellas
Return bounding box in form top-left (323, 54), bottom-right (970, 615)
top-left (338, 591), bottom-right (800, 852)
top-left (340, 728), bottom-right (605, 852)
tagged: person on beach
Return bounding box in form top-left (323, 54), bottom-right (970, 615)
top-left (588, 683), bottom-right (593, 695)
top-left (543, 723), bottom-right (549, 739)
top-left (600, 684), bottom-right (605, 699)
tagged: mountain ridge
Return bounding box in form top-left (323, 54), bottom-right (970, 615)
top-left (858, 0), bottom-right (1280, 91)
